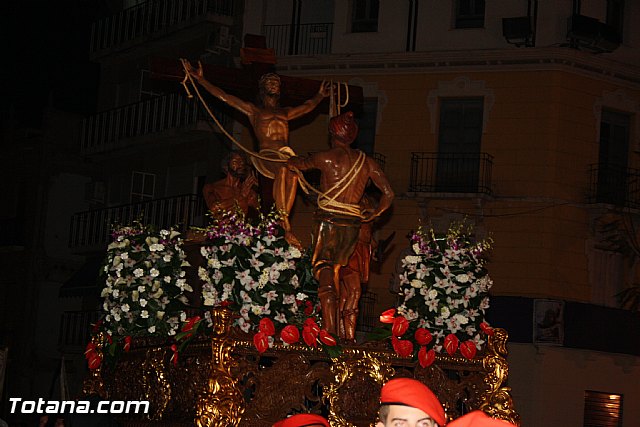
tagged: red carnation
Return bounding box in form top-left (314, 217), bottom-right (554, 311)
top-left (87, 353), bottom-right (102, 370)
top-left (170, 344), bottom-right (179, 367)
top-left (319, 330), bottom-right (337, 346)
top-left (253, 331), bottom-right (269, 353)
top-left (304, 301), bottom-right (314, 316)
top-left (302, 327), bottom-right (318, 347)
top-left (414, 328), bottom-right (433, 346)
top-left (303, 318), bottom-right (320, 334)
top-left (379, 308), bottom-right (396, 324)
top-left (84, 342), bottom-right (96, 359)
top-left (392, 337), bottom-right (414, 358)
top-left (391, 316), bottom-right (409, 337)
top-left (480, 322), bottom-right (495, 336)
top-left (280, 325), bottom-right (300, 344)
top-left (418, 346), bottom-right (436, 368)
top-left (259, 318), bottom-right (276, 336)
top-left (459, 340), bottom-right (477, 360)
top-left (444, 334), bottom-right (459, 356)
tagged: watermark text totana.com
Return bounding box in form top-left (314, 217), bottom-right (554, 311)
top-left (9, 398), bottom-right (150, 414)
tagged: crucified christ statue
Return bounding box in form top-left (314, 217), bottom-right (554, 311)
top-left (183, 61), bottom-right (331, 247)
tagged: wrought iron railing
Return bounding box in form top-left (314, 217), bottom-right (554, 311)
top-left (59, 310), bottom-right (102, 347)
top-left (90, 0), bottom-right (235, 54)
top-left (409, 152), bottom-right (493, 194)
top-left (263, 23), bottom-right (333, 56)
top-left (588, 163), bottom-right (640, 209)
top-left (69, 194), bottom-right (206, 250)
top-left (356, 291), bottom-right (378, 332)
top-left (80, 92), bottom-right (230, 154)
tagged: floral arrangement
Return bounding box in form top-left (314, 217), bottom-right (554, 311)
top-left (199, 210), bottom-right (337, 353)
top-left (379, 221), bottom-right (495, 367)
top-left (87, 224), bottom-right (197, 368)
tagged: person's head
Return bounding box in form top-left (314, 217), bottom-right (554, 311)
top-left (273, 413), bottom-right (329, 427)
top-left (447, 411), bottom-right (516, 427)
top-left (329, 111), bottom-right (358, 146)
top-left (377, 378), bottom-right (446, 427)
top-left (222, 151), bottom-right (248, 178)
top-left (259, 73), bottom-right (281, 100)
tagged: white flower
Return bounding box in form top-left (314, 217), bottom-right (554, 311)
top-left (404, 255), bottom-right (421, 265)
top-left (236, 269), bottom-right (253, 287)
top-left (456, 273), bottom-right (470, 283)
top-left (120, 252), bottom-right (129, 260)
top-left (140, 310), bottom-right (149, 319)
top-left (208, 258), bottom-right (222, 269)
top-left (410, 279), bottom-right (423, 288)
top-left (139, 298), bottom-right (148, 307)
top-left (133, 268), bottom-right (144, 278)
top-left (156, 311), bottom-right (165, 319)
top-left (416, 264), bottom-right (433, 280)
top-left (454, 313), bottom-right (469, 325)
top-left (262, 290), bottom-right (278, 302)
top-left (112, 289), bottom-right (120, 298)
top-left (296, 292), bottom-right (308, 301)
top-left (440, 306), bottom-right (451, 319)
top-left (288, 247), bottom-right (302, 258)
top-left (149, 243), bottom-right (165, 252)
top-left (148, 326), bottom-right (156, 333)
top-left (121, 304), bottom-right (130, 313)
top-left (150, 268), bottom-right (160, 277)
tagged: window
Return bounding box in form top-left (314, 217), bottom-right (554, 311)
top-left (455, 0), bottom-right (485, 29)
top-left (606, 0), bottom-right (624, 42)
top-left (436, 98), bottom-right (484, 192)
top-left (584, 390), bottom-right (623, 427)
top-left (596, 109), bottom-right (630, 206)
top-left (354, 98), bottom-right (378, 155)
top-left (351, 0), bottom-right (379, 33)
top-left (130, 171), bottom-right (155, 203)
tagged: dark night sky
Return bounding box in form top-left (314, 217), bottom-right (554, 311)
top-left (2, 0), bottom-right (104, 128)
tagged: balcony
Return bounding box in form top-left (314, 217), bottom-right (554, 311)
top-left (263, 23), bottom-right (333, 56)
top-left (409, 152), bottom-right (493, 194)
top-left (80, 92), bottom-right (230, 155)
top-left (90, 0), bottom-right (235, 55)
top-left (59, 310), bottom-right (102, 348)
top-left (588, 164), bottom-right (640, 209)
top-left (69, 193), bottom-right (206, 252)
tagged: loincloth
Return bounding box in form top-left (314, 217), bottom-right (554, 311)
top-left (251, 146), bottom-right (296, 179)
top-left (311, 212), bottom-right (361, 279)
top-left (343, 240), bottom-right (373, 283)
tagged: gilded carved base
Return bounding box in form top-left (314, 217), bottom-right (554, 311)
top-left (90, 327), bottom-right (519, 427)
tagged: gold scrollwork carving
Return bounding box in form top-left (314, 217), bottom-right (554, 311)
top-left (325, 350), bottom-right (395, 427)
top-left (196, 308), bottom-right (245, 427)
top-left (142, 347), bottom-right (171, 420)
top-left (479, 328), bottom-right (521, 426)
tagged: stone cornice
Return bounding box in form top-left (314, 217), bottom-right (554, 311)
top-left (274, 47), bottom-right (640, 88)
